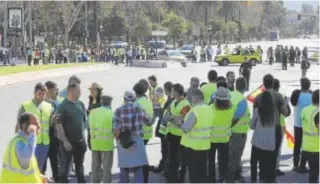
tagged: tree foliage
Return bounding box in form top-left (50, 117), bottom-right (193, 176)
top-left (161, 11), bottom-right (187, 46)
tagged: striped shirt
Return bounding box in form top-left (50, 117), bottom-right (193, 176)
top-left (251, 108), bottom-right (276, 151)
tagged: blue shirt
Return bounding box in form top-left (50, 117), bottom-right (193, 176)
top-left (15, 131), bottom-right (36, 169)
top-left (294, 92), bottom-right (312, 127)
top-left (210, 92), bottom-right (248, 119)
top-left (59, 88), bottom-right (68, 99)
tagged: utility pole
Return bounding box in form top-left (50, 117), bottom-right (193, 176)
top-left (85, 1), bottom-right (88, 46)
top-left (28, 1), bottom-right (32, 45)
top-left (3, 1), bottom-right (8, 47)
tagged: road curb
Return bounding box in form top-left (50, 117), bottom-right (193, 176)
top-left (0, 64), bottom-right (111, 88)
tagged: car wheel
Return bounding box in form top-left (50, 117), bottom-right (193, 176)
top-left (250, 59), bottom-right (257, 66)
top-left (222, 59), bottom-right (229, 66)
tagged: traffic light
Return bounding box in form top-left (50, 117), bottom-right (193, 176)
top-left (297, 14), bottom-right (301, 21)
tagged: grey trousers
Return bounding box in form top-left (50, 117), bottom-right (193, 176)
top-left (91, 151), bottom-right (113, 183)
top-left (226, 133), bottom-right (247, 182)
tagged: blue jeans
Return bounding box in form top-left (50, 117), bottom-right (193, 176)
top-left (120, 167), bottom-right (143, 183)
top-left (35, 144), bottom-right (49, 174)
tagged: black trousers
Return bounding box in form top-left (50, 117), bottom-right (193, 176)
top-left (43, 129), bottom-right (60, 181)
top-left (27, 55), bottom-right (32, 65)
top-left (293, 126), bottom-right (307, 168)
top-left (208, 142), bottom-right (229, 182)
top-left (250, 146), bottom-right (277, 182)
top-left (59, 141), bottom-right (87, 183)
top-left (166, 134), bottom-right (186, 183)
top-left (303, 151), bottom-right (319, 183)
top-left (242, 73), bottom-right (250, 91)
top-left (186, 148), bottom-right (208, 183)
top-left (251, 125), bottom-right (282, 182)
top-left (34, 58), bottom-right (39, 65)
top-left (282, 61), bottom-right (287, 70)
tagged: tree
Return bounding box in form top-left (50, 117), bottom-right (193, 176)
top-left (131, 13), bottom-right (152, 44)
top-left (102, 14), bottom-right (126, 38)
top-left (59, 1), bottom-right (84, 47)
top-left (226, 21), bottom-right (239, 41)
top-left (162, 12), bottom-right (187, 47)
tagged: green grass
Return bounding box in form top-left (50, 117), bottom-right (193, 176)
top-left (0, 62), bottom-right (98, 76)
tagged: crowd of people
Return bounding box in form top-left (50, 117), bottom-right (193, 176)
top-left (0, 67), bottom-right (319, 183)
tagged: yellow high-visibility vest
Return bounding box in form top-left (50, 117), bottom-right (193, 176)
top-left (0, 135), bottom-right (42, 183)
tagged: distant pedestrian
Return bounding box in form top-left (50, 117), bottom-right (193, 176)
top-left (27, 47), bottom-right (33, 66)
top-left (301, 59), bottom-right (311, 78)
top-left (239, 57), bottom-right (251, 91)
top-left (113, 90), bottom-right (153, 183)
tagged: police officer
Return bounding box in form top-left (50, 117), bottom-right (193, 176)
top-left (282, 46), bottom-right (289, 70)
top-left (201, 70), bottom-right (218, 104)
top-left (160, 83), bottom-right (191, 182)
top-left (89, 95), bottom-right (114, 183)
top-left (301, 89), bottom-right (319, 183)
top-left (179, 89), bottom-right (213, 183)
top-left (0, 113), bottom-right (45, 183)
top-left (239, 57), bottom-right (252, 91)
top-left (16, 83), bottom-right (53, 174)
top-left (133, 83), bottom-right (155, 183)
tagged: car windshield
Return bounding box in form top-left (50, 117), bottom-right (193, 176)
top-left (148, 41), bottom-right (166, 49)
top-left (168, 51), bottom-right (183, 56)
top-left (181, 45), bottom-right (194, 50)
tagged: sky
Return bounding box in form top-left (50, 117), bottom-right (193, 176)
top-left (283, 1), bottom-right (319, 11)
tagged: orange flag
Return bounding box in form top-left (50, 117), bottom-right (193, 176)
top-left (247, 84), bottom-right (265, 103)
top-left (247, 85), bottom-right (295, 149)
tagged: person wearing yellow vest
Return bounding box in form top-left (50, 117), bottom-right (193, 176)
top-left (273, 78), bottom-right (292, 176)
top-left (148, 75), bottom-right (166, 119)
top-left (178, 89), bottom-right (213, 183)
top-left (89, 95), bottom-right (114, 183)
top-left (201, 70), bottom-right (218, 104)
top-left (133, 83), bottom-right (155, 183)
top-left (15, 83), bottom-right (53, 174)
top-left (160, 83), bottom-right (191, 183)
top-left (208, 87), bottom-right (235, 183)
top-left (1, 113), bottom-right (47, 183)
top-left (226, 77), bottom-right (251, 183)
top-left (301, 89), bottom-right (319, 183)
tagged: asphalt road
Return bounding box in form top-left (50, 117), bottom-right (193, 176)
top-left (0, 38), bottom-right (319, 183)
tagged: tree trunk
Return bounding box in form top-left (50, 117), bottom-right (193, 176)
top-left (64, 26), bottom-right (68, 48)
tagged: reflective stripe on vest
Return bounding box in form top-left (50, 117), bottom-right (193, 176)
top-left (89, 107), bottom-right (114, 151)
top-left (2, 136), bottom-right (35, 176)
top-left (149, 85), bottom-right (165, 109)
top-left (159, 124), bottom-right (169, 135)
top-left (22, 101), bottom-right (52, 145)
top-left (180, 104), bottom-right (214, 151)
top-left (169, 99), bottom-right (190, 136)
top-left (230, 91), bottom-right (251, 133)
top-left (301, 105), bottom-right (319, 152)
top-left (211, 104), bottom-right (234, 143)
top-left (135, 97), bottom-right (154, 140)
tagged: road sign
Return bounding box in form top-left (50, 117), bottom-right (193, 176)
top-left (151, 31), bottom-right (168, 36)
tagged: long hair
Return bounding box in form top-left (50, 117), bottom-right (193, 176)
top-left (89, 88), bottom-right (102, 105)
top-left (214, 99), bottom-right (231, 110)
top-left (258, 91), bottom-right (274, 127)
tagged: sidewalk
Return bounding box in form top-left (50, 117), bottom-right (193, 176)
top-left (0, 63), bottom-right (110, 87)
